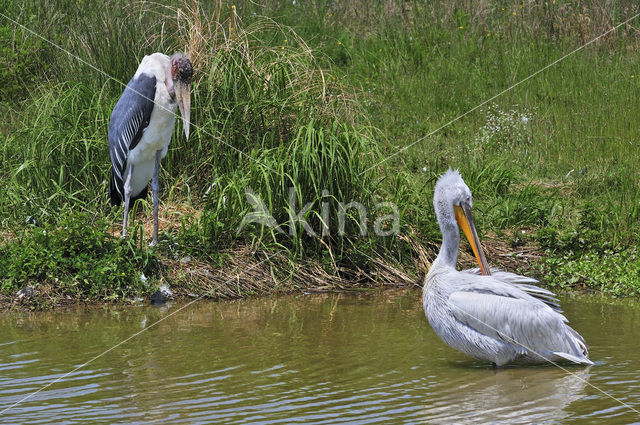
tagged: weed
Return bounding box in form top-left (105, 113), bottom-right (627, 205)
top-left (0, 212), bottom-right (157, 300)
top-left (539, 249), bottom-right (640, 296)
top-left (2, 0), bottom-right (640, 302)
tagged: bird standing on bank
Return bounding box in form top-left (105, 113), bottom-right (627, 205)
top-left (423, 169), bottom-right (592, 366)
top-left (108, 52), bottom-right (192, 246)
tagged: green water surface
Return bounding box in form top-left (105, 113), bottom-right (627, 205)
top-left (1, 290), bottom-right (639, 424)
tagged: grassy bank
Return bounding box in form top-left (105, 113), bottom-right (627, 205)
top-left (1, 0), bottom-right (640, 307)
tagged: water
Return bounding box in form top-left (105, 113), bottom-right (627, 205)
top-left (1, 290), bottom-right (639, 424)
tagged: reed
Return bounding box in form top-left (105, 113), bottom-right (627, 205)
top-left (2, 0), bottom-right (639, 302)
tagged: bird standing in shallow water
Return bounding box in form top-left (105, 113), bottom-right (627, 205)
top-left (108, 52), bottom-right (192, 246)
top-left (423, 169), bottom-right (592, 367)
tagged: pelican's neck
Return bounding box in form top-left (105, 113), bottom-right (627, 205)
top-left (434, 219), bottom-right (460, 270)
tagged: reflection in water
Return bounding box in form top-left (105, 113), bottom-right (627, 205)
top-left (420, 368), bottom-right (590, 424)
top-left (0, 291), bottom-right (639, 424)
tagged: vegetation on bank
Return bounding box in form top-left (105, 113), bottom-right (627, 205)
top-left (1, 0), bottom-right (640, 306)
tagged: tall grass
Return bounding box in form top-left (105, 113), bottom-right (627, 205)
top-left (2, 0), bottom-right (640, 300)
top-left (276, 0), bottom-right (640, 249)
top-left (0, 0), bottom-right (391, 298)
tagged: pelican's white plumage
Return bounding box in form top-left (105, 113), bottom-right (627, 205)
top-left (423, 169), bottom-right (592, 366)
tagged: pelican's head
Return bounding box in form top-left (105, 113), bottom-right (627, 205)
top-left (170, 52), bottom-right (193, 140)
top-left (433, 169), bottom-right (490, 275)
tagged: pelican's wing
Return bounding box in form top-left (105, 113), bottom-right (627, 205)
top-left (462, 267), bottom-right (561, 312)
top-left (107, 73), bottom-right (156, 205)
top-left (463, 267), bottom-right (538, 284)
top-left (448, 283), bottom-right (590, 364)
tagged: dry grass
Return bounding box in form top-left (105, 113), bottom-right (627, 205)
top-left (457, 232), bottom-right (543, 275)
top-left (156, 232), bottom-right (542, 303)
top-left (105, 196), bottom-right (422, 302)
top-left (298, 0), bottom-right (639, 49)
top-left (163, 244), bottom-right (420, 301)
top-left (107, 201), bottom-right (201, 241)
top-left (136, 0), bottom-right (359, 124)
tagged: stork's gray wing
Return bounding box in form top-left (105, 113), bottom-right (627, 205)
top-left (448, 281), bottom-right (590, 364)
top-left (463, 267), bottom-right (561, 312)
top-left (108, 73), bottom-right (156, 205)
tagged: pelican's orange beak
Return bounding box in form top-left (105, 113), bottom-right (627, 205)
top-left (454, 203), bottom-right (490, 276)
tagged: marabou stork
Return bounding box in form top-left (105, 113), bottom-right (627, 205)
top-left (108, 52), bottom-right (192, 246)
top-left (423, 169), bottom-right (592, 366)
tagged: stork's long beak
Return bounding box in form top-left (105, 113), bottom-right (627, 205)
top-left (454, 203), bottom-right (491, 276)
top-left (175, 81), bottom-right (191, 140)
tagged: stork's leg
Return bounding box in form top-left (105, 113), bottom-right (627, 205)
top-left (150, 150), bottom-right (162, 246)
top-left (122, 163), bottom-right (134, 238)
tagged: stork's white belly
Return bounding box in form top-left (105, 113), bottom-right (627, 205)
top-left (126, 87), bottom-right (177, 196)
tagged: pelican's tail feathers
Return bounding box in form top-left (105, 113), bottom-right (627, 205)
top-left (552, 351), bottom-right (594, 365)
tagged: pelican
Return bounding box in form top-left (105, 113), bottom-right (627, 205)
top-left (108, 52), bottom-right (192, 246)
top-left (423, 169), bottom-right (592, 366)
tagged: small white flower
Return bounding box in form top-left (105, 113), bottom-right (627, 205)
top-left (140, 273), bottom-right (147, 283)
top-left (422, 167), bottom-right (427, 172)
top-left (292, 0), bottom-right (296, 4)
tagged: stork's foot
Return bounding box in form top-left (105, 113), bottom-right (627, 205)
top-left (149, 239), bottom-right (158, 247)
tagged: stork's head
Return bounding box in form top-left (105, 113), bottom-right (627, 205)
top-left (170, 53), bottom-right (193, 140)
top-left (433, 169), bottom-right (490, 275)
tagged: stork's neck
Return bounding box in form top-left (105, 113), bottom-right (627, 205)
top-left (164, 64), bottom-right (175, 100)
top-left (166, 76), bottom-right (174, 98)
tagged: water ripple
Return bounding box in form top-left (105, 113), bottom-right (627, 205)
top-left (0, 292), bottom-right (639, 423)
